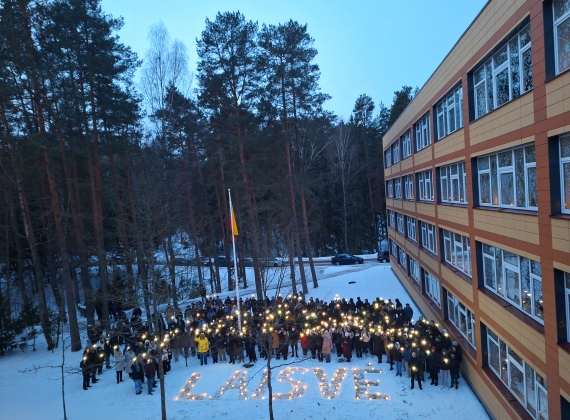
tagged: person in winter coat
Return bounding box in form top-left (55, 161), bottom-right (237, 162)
top-left (321, 330), bottom-right (333, 363)
top-left (427, 346), bottom-right (439, 386)
top-left (131, 358), bottom-right (144, 395)
top-left (289, 327), bottom-right (299, 357)
top-left (450, 343), bottom-right (463, 364)
top-left (353, 331), bottom-right (363, 358)
top-left (438, 348), bottom-right (451, 389)
top-left (245, 332), bottom-right (257, 363)
top-left (195, 333), bottom-right (209, 366)
top-left (271, 330), bottom-right (280, 357)
top-left (300, 332), bottom-right (309, 356)
top-left (226, 333), bottom-right (236, 364)
top-left (144, 359), bottom-right (156, 395)
top-left (170, 335), bottom-right (181, 362)
top-left (125, 348), bottom-right (136, 378)
top-left (342, 333), bottom-right (353, 362)
top-left (402, 342), bottom-right (412, 377)
top-left (372, 331), bottom-right (385, 363)
top-left (408, 351), bottom-right (422, 390)
top-left (392, 342), bottom-right (404, 376)
top-left (216, 334), bottom-right (227, 363)
top-left (333, 329), bottom-right (343, 357)
top-left (449, 351), bottom-right (461, 389)
top-left (361, 328), bottom-right (371, 356)
top-left (403, 304), bottom-right (414, 324)
top-left (80, 356), bottom-right (91, 390)
top-left (114, 349), bottom-right (126, 384)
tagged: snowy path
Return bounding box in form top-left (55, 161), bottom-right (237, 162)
top-left (0, 264), bottom-right (489, 420)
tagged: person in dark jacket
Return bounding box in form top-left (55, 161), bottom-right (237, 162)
top-left (449, 351), bottom-right (461, 389)
top-left (353, 331), bottom-right (363, 358)
top-left (342, 333), bottom-right (353, 362)
top-left (333, 329), bottom-right (343, 357)
top-left (131, 358), bottom-right (144, 395)
top-left (80, 356), bottom-right (91, 390)
top-left (403, 304), bottom-right (414, 324)
top-left (144, 359), bottom-right (156, 395)
top-left (372, 331), bottom-right (385, 363)
top-left (289, 327), bottom-right (299, 357)
top-left (426, 346), bottom-right (439, 386)
top-left (408, 351), bottom-right (422, 390)
top-left (438, 348), bottom-right (451, 389)
top-left (392, 342), bottom-right (404, 376)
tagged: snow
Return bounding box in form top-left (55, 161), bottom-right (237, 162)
top-left (1, 262), bottom-right (489, 420)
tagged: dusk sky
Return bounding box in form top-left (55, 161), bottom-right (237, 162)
top-left (101, 0), bottom-right (488, 119)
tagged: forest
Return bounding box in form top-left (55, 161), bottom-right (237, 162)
top-left (0, 0), bottom-right (415, 351)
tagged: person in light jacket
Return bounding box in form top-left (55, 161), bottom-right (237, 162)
top-left (114, 349), bottom-right (126, 384)
top-left (321, 330), bottom-right (333, 363)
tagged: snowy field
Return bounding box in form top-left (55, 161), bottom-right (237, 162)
top-left (0, 262), bottom-right (489, 420)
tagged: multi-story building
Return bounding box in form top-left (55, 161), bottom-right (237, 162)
top-left (383, 1), bottom-right (570, 419)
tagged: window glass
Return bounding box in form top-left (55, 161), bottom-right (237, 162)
top-left (488, 337), bottom-right (500, 374)
top-left (555, 0), bottom-right (570, 74)
top-left (509, 362), bottom-right (525, 403)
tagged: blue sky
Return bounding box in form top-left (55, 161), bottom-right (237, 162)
top-left (101, 0), bottom-right (488, 119)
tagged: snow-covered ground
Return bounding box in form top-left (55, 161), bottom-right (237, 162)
top-left (1, 263), bottom-right (489, 420)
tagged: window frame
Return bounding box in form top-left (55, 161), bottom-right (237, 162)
top-left (401, 130), bottom-right (412, 159)
top-left (392, 140), bottom-right (400, 164)
top-left (394, 177), bottom-right (402, 199)
top-left (447, 291), bottom-right (476, 348)
top-left (436, 84), bottom-right (464, 140)
top-left (385, 148), bottom-right (392, 168)
top-left (561, 135), bottom-right (570, 214)
top-left (440, 161), bottom-right (467, 204)
top-left (476, 144), bottom-right (537, 210)
top-left (414, 113), bottom-right (431, 152)
top-left (424, 270), bottom-right (441, 307)
top-left (473, 24), bottom-right (532, 120)
top-left (481, 243), bottom-right (544, 324)
top-left (406, 216), bottom-right (417, 242)
top-left (442, 229), bottom-right (472, 277)
top-left (408, 256), bottom-right (420, 283)
top-left (404, 174), bottom-right (414, 200)
top-left (565, 272), bottom-right (570, 342)
top-left (390, 239), bottom-right (397, 257)
top-left (398, 246), bottom-right (406, 269)
top-left (386, 179), bottom-right (393, 198)
top-left (486, 326), bottom-right (549, 419)
top-left (417, 169), bottom-right (434, 202)
top-left (420, 221), bottom-right (437, 255)
top-left (554, 1), bottom-right (570, 75)
top-left (388, 210), bottom-right (395, 229)
top-left (396, 212), bottom-right (404, 234)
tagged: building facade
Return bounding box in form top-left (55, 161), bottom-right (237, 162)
top-left (383, 1), bottom-right (570, 419)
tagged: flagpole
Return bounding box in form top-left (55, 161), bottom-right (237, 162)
top-left (228, 189), bottom-right (241, 331)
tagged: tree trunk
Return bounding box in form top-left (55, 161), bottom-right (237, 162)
top-left (42, 147), bottom-right (81, 351)
top-left (8, 199), bottom-right (30, 311)
top-left (299, 190), bottom-right (318, 288)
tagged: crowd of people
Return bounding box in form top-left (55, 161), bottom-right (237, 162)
top-left (80, 293), bottom-right (463, 395)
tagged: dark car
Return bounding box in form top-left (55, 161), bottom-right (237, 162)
top-left (377, 250), bottom-right (389, 263)
top-left (217, 255), bottom-right (234, 266)
top-left (331, 254), bottom-right (364, 265)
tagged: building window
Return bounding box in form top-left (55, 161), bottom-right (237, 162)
top-left (390, 239), bottom-right (397, 257)
top-left (396, 212), bottom-right (404, 234)
top-left (401, 130), bottom-right (412, 159)
top-left (481, 242), bottom-right (543, 324)
top-left (388, 210), bottom-right (395, 229)
top-left (417, 169), bottom-right (434, 201)
top-left (385, 148), bottom-right (392, 168)
top-left (398, 246), bottom-right (407, 268)
top-left (436, 84), bottom-right (464, 140)
top-left (386, 180), bottom-right (393, 198)
top-left (408, 256), bottom-right (420, 283)
top-left (477, 144), bottom-right (537, 210)
top-left (414, 113), bottom-right (431, 152)
top-left (420, 221), bottom-right (437, 255)
top-left (446, 291), bottom-right (476, 348)
top-left (442, 229), bottom-right (472, 277)
top-left (486, 327), bottom-right (549, 419)
top-left (395, 178), bottom-right (402, 199)
top-left (554, 0), bottom-right (570, 75)
top-left (406, 216), bottom-right (417, 242)
top-left (424, 270), bottom-right (440, 307)
top-left (473, 24), bottom-right (532, 119)
top-left (404, 174), bottom-right (414, 200)
top-left (392, 140), bottom-right (400, 164)
top-left (561, 135), bottom-right (570, 213)
top-left (440, 161), bottom-right (467, 204)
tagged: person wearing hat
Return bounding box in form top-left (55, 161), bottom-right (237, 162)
top-left (144, 358), bottom-right (156, 395)
top-left (195, 332), bottom-right (210, 366)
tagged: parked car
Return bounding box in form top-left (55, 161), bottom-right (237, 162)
top-left (260, 257), bottom-right (282, 267)
top-left (243, 257), bottom-right (254, 267)
top-left (331, 254), bottom-right (364, 265)
top-left (217, 255), bottom-right (234, 266)
top-left (189, 256), bottom-right (210, 266)
top-left (377, 250), bottom-right (390, 263)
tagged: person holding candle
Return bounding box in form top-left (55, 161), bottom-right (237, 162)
top-left (408, 351), bottom-right (423, 390)
top-left (449, 351), bottom-right (461, 389)
top-left (438, 348), bottom-right (451, 389)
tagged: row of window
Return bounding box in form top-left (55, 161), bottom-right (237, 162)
top-left (388, 222), bottom-right (543, 325)
top-left (386, 138), bottom-right (570, 213)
